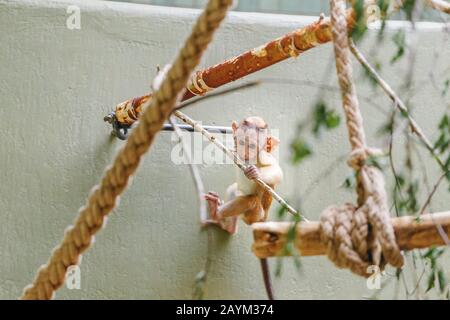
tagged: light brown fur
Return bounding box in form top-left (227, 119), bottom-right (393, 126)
top-left (205, 116), bottom-right (282, 234)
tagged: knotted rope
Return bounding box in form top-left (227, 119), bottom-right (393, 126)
top-left (20, 0), bottom-right (232, 300)
top-left (319, 0), bottom-right (404, 277)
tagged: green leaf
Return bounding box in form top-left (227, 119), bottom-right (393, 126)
top-left (377, 121), bottom-right (393, 136)
top-left (438, 269), bottom-right (448, 293)
top-left (341, 175), bottom-right (355, 189)
top-left (423, 247), bottom-right (445, 263)
top-left (286, 224), bottom-right (297, 244)
top-left (277, 204), bottom-right (288, 219)
top-left (275, 258), bottom-right (283, 277)
top-left (325, 111), bottom-right (340, 129)
top-left (376, 0), bottom-right (389, 40)
top-left (351, 0), bottom-right (368, 42)
top-left (290, 138), bottom-right (312, 165)
top-left (292, 254), bottom-right (302, 272)
top-left (366, 155), bottom-right (387, 171)
top-left (426, 272), bottom-right (436, 292)
top-left (406, 180), bottom-right (419, 212)
top-left (435, 248), bottom-right (445, 259)
top-left (397, 174), bottom-right (405, 187)
top-left (377, 0), bottom-right (390, 16)
top-left (391, 30), bottom-right (405, 64)
top-left (445, 155), bottom-right (450, 169)
top-left (438, 114), bottom-right (449, 130)
top-left (401, 0), bottom-right (417, 22)
top-left (442, 79), bottom-right (450, 97)
top-left (395, 267), bottom-right (402, 280)
top-left (312, 101), bottom-right (341, 136)
top-left (433, 134), bottom-right (446, 152)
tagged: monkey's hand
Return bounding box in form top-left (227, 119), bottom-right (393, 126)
top-left (244, 165), bottom-right (260, 180)
top-left (204, 191), bottom-right (223, 221)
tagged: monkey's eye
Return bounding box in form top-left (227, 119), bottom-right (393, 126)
top-left (239, 140), bottom-right (245, 146)
top-left (249, 143), bottom-right (257, 149)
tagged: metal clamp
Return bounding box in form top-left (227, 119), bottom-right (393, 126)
top-left (104, 112), bottom-right (232, 140)
top-left (104, 112), bottom-right (131, 140)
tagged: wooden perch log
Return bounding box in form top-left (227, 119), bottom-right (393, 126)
top-left (252, 211), bottom-right (450, 258)
top-left (112, 10), bottom-right (356, 126)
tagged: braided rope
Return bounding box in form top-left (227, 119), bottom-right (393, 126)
top-left (319, 0), bottom-right (403, 277)
top-left (20, 0), bottom-right (232, 300)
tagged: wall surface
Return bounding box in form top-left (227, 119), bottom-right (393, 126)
top-left (0, 0), bottom-right (449, 299)
top-left (110, 0), bottom-right (331, 16)
top-left (109, 0), bottom-right (446, 20)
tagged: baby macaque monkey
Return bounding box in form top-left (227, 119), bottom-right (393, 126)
top-left (205, 116), bottom-right (283, 234)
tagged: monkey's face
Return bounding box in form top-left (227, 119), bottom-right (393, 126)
top-left (235, 127), bottom-right (266, 163)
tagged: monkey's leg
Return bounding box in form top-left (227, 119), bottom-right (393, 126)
top-left (218, 194), bottom-right (259, 219)
top-left (212, 195), bottom-right (258, 234)
top-left (204, 191), bottom-right (221, 220)
top-left (241, 199), bottom-right (265, 225)
top-left (205, 187), bottom-right (262, 234)
top-left (218, 183), bottom-right (239, 234)
top-left (205, 184), bottom-right (259, 234)
top-left (204, 190), bottom-right (238, 234)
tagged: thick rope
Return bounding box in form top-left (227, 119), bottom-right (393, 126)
top-left (20, 0), bottom-right (232, 300)
top-left (319, 0), bottom-right (403, 277)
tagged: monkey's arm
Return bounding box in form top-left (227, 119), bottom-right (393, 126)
top-left (258, 164), bottom-right (283, 187)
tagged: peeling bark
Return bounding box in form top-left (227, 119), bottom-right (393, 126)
top-left (112, 10), bottom-right (356, 126)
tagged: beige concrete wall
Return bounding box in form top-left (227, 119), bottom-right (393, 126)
top-left (0, 0), bottom-right (449, 299)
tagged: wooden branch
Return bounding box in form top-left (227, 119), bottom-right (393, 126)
top-left (168, 115), bottom-right (208, 224)
top-left (394, 0), bottom-right (450, 14)
top-left (109, 0), bottom-right (450, 127)
top-left (162, 123), bottom-right (232, 134)
top-left (348, 39), bottom-right (449, 175)
top-left (427, 0), bottom-right (450, 14)
top-left (111, 10), bottom-right (356, 126)
top-left (173, 110), bottom-right (308, 220)
top-left (349, 39), bottom-right (434, 151)
top-left (252, 211), bottom-right (450, 258)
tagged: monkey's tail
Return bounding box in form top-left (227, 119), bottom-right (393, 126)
top-left (260, 258), bottom-right (275, 300)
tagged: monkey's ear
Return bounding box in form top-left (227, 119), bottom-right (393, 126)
top-left (266, 136), bottom-right (280, 152)
top-left (231, 121), bottom-right (239, 134)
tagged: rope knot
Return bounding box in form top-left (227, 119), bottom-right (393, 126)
top-left (319, 199), bottom-right (404, 278)
top-left (320, 0), bottom-right (404, 278)
top-left (320, 204), bottom-right (372, 277)
top-left (347, 147), bottom-right (384, 170)
top-left (320, 147), bottom-right (404, 277)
